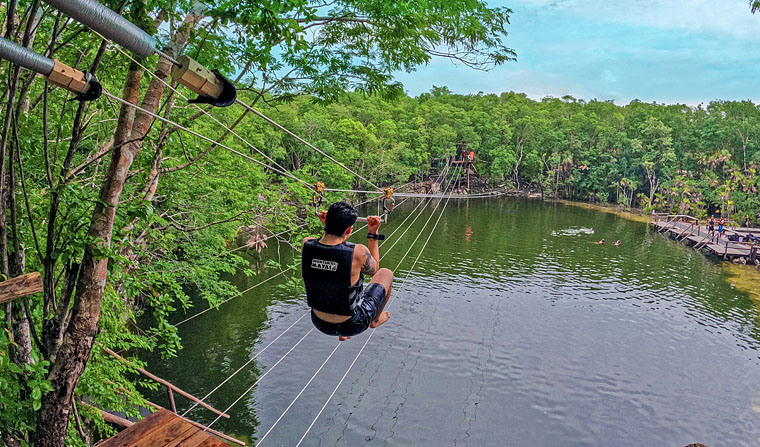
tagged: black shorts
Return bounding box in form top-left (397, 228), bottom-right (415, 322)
top-left (311, 283), bottom-right (387, 337)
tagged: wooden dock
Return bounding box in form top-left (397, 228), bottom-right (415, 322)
top-left (99, 409), bottom-right (231, 447)
top-left (652, 214), bottom-right (760, 264)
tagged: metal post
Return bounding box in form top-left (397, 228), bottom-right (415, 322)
top-left (42, 0), bottom-right (158, 58)
top-left (0, 36), bottom-right (100, 99)
top-left (0, 36), bottom-right (54, 75)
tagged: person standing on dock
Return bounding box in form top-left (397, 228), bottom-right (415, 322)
top-left (302, 202), bottom-right (394, 341)
top-left (718, 217), bottom-right (725, 240)
top-left (708, 216), bottom-right (715, 234)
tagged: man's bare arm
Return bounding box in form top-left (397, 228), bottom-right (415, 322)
top-left (362, 248), bottom-right (378, 275)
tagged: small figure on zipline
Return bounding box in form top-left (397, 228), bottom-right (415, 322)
top-left (302, 202), bottom-right (393, 341)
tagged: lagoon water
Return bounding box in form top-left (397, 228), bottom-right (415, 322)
top-left (142, 198), bottom-right (760, 446)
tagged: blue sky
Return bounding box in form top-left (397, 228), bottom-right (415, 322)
top-left (394, 0), bottom-right (759, 105)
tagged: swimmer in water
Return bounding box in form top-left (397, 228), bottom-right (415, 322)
top-left (590, 227), bottom-right (594, 234)
top-left (614, 240), bottom-right (621, 246)
top-left (595, 239), bottom-right (605, 245)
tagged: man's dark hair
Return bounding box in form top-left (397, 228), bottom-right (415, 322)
top-left (325, 201), bottom-right (358, 236)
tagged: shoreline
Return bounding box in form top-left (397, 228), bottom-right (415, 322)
top-left (553, 197), bottom-right (760, 304)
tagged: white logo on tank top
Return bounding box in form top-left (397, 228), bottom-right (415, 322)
top-left (311, 258), bottom-right (338, 272)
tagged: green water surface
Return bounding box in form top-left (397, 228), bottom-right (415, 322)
top-left (141, 198), bottom-right (760, 447)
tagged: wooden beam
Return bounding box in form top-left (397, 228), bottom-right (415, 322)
top-left (0, 272), bottom-right (43, 304)
top-left (78, 401), bottom-right (134, 429)
top-left (101, 346), bottom-right (230, 420)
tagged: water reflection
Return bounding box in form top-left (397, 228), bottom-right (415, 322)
top-left (142, 198), bottom-right (760, 446)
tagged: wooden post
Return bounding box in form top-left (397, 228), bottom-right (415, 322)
top-left (167, 386), bottom-right (177, 413)
top-left (0, 272), bottom-right (43, 304)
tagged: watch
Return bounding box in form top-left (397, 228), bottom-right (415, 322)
top-left (367, 233), bottom-right (385, 240)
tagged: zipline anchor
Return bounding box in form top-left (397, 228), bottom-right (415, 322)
top-left (0, 36), bottom-right (101, 101)
top-left (170, 55), bottom-right (237, 107)
top-left (48, 60), bottom-right (102, 101)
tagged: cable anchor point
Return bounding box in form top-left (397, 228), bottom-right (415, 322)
top-left (170, 55), bottom-right (237, 107)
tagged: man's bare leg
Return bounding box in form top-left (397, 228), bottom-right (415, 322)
top-left (369, 268), bottom-right (393, 329)
top-left (339, 336), bottom-right (352, 341)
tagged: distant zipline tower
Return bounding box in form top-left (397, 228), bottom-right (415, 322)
top-left (453, 142), bottom-right (478, 191)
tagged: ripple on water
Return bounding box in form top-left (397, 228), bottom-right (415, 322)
top-left (140, 199), bottom-right (760, 446)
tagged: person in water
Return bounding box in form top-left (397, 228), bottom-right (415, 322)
top-left (596, 239), bottom-right (605, 245)
top-left (614, 240), bottom-right (621, 246)
top-left (302, 201), bottom-right (393, 341)
top-left (589, 227), bottom-right (594, 234)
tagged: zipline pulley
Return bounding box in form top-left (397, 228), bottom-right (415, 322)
top-left (170, 55), bottom-right (237, 107)
top-left (312, 181), bottom-right (326, 215)
top-left (382, 187), bottom-right (395, 215)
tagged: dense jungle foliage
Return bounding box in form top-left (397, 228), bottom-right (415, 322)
top-left (0, 0), bottom-right (516, 445)
top-left (263, 89), bottom-right (760, 221)
top-left (0, 0), bottom-right (758, 445)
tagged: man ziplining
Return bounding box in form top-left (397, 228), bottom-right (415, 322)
top-left (302, 202), bottom-right (394, 341)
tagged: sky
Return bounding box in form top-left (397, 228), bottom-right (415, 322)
top-left (394, 0), bottom-right (760, 105)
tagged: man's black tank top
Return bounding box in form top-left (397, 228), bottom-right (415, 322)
top-left (302, 239), bottom-right (363, 316)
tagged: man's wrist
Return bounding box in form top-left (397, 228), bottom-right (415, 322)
top-left (367, 233), bottom-right (385, 240)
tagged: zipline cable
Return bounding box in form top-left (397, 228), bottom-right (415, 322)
top-left (101, 89), bottom-right (307, 187)
top-left (252, 165), bottom-right (462, 446)
top-left (181, 311), bottom-right (310, 416)
top-left (98, 38), bottom-right (316, 192)
top-left (201, 327), bottom-right (316, 427)
top-left (103, 33), bottom-right (382, 194)
top-left (234, 99), bottom-right (382, 192)
top-left (294, 165), bottom-right (463, 446)
top-left (192, 165), bottom-right (452, 423)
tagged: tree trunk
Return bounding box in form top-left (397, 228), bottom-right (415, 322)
top-left (33, 11), bottom-right (201, 445)
top-left (31, 60), bottom-right (143, 447)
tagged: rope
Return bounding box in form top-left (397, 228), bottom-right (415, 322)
top-left (253, 342), bottom-right (342, 446)
top-left (99, 38), bottom-right (315, 192)
top-left (254, 165), bottom-right (462, 446)
top-left (325, 188), bottom-right (505, 199)
top-left (203, 328), bottom-right (315, 431)
top-left (236, 99), bottom-right (383, 192)
top-left (195, 165), bottom-right (452, 432)
top-left (181, 311), bottom-right (309, 416)
top-left (101, 89), bottom-right (307, 188)
top-left (227, 221), bottom-right (310, 254)
top-left (294, 165), bottom-right (463, 446)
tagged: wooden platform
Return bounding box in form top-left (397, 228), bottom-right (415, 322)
top-left (653, 217), bottom-right (758, 262)
top-left (99, 409), bottom-right (232, 447)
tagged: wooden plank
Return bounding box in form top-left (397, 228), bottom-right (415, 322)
top-left (99, 409), bottom-right (175, 447)
top-left (78, 401), bottom-right (133, 429)
top-left (0, 272), bottom-right (43, 304)
top-left (173, 414), bottom-right (243, 446)
top-left (138, 416), bottom-right (196, 447)
top-left (197, 438), bottom-right (228, 447)
top-left (163, 431), bottom-right (209, 447)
